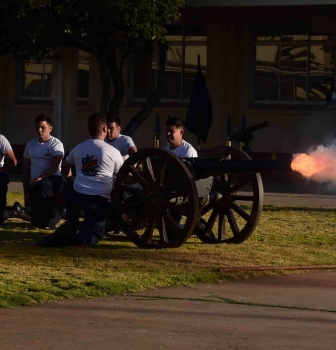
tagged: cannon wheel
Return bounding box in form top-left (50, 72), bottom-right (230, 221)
top-left (195, 146), bottom-right (263, 244)
top-left (114, 149), bottom-right (198, 249)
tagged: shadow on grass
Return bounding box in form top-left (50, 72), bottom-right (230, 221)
top-left (0, 222), bottom-right (43, 243)
top-left (104, 233), bottom-right (130, 242)
top-left (0, 240), bottom-right (200, 266)
top-left (0, 224), bottom-right (203, 265)
top-left (0, 221), bottom-right (37, 230)
top-left (0, 221), bottom-right (133, 252)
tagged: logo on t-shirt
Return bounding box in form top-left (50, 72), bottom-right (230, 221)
top-left (44, 149), bottom-right (51, 157)
top-left (82, 154), bottom-right (98, 176)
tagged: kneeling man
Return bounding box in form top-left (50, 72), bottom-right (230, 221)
top-left (37, 113), bottom-right (123, 247)
top-left (23, 114), bottom-right (64, 229)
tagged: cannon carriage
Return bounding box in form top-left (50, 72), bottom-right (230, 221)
top-left (113, 146), bottom-right (291, 249)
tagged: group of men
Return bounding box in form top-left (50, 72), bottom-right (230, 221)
top-left (0, 113), bottom-right (197, 247)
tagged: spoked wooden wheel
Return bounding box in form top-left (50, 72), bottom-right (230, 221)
top-left (194, 146), bottom-right (263, 244)
top-left (114, 149), bottom-right (198, 249)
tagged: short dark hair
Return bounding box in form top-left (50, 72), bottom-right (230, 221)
top-left (88, 113), bottom-right (107, 137)
top-left (35, 114), bottom-right (52, 126)
top-left (166, 117), bottom-right (184, 130)
top-left (107, 116), bottom-right (121, 126)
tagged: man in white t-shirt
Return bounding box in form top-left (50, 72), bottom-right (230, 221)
top-left (0, 134), bottom-right (17, 224)
top-left (164, 117), bottom-right (198, 158)
top-left (105, 116), bottom-right (137, 161)
top-left (37, 113), bottom-right (123, 247)
top-left (0, 135), bottom-right (30, 224)
top-left (163, 117), bottom-right (197, 241)
top-left (0, 135), bottom-right (17, 225)
top-left (23, 114), bottom-right (64, 230)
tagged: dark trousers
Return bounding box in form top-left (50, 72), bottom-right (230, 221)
top-left (30, 176), bottom-right (63, 226)
top-left (0, 172), bottom-right (9, 224)
top-left (65, 185), bottom-right (108, 245)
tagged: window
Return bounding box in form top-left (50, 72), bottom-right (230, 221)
top-left (131, 27), bottom-right (207, 102)
top-left (77, 50), bottom-right (90, 99)
top-left (254, 22), bottom-right (336, 104)
top-left (22, 59), bottom-right (53, 99)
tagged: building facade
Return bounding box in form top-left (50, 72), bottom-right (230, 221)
top-left (0, 1), bottom-right (336, 162)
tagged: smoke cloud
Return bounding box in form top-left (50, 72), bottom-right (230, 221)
top-left (291, 144), bottom-right (336, 183)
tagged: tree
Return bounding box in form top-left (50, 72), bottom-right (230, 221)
top-left (0, 0), bottom-right (184, 135)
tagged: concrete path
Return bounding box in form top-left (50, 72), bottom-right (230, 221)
top-left (8, 175), bottom-right (23, 193)
top-left (1, 271), bottom-right (336, 349)
top-left (264, 192), bottom-right (336, 207)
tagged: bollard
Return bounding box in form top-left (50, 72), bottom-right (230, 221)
top-left (271, 150), bottom-right (276, 160)
top-left (154, 114), bottom-right (160, 148)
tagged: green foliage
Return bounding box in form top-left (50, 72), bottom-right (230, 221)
top-left (1, 0), bottom-right (185, 124)
top-left (1, 0), bottom-right (184, 59)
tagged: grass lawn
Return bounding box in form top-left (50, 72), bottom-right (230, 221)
top-left (1, 192), bottom-right (336, 308)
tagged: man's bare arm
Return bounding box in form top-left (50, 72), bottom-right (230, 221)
top-left (61, 159), bottom-right (74, 183)
top-left (128, 146), bottom-right (137, 156)
top-left (29, 155), bottom-right (63, 188)
top-left (0, 150), bottom-right (17, 173)
top-left (38, 155), bottom-right (63, 179)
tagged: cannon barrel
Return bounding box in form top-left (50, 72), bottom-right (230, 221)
top-left (229, 121), bottom-right (269, 152)
top-left (230, 120), bottom-right (269, 141)
top-left (186, 158), bottom-right (292, 177)
top-left (246, 120), bottom-right (269, 133)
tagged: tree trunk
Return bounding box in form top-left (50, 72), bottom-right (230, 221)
top-left (106, 52), bottom-right (124, 121)
top-left (123, 42), bottom-right (168, 136)
top-left (94, 50), bottom-right (112, 116)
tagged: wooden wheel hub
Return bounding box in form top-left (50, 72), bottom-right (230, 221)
top-left (148, 192), bottom-right (164, 212)
top-left (212, 181), bottom-right (232, 212)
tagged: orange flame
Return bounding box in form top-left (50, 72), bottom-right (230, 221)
top-left (291, 145), bottom-right (336, 182)
top-left (291, 153), bottom-right (326, 177)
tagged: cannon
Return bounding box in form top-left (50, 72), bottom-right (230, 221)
top-left (230, 121), bottom-right (269, 152)
top-left (112, 146), bottom-right (291, 249)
